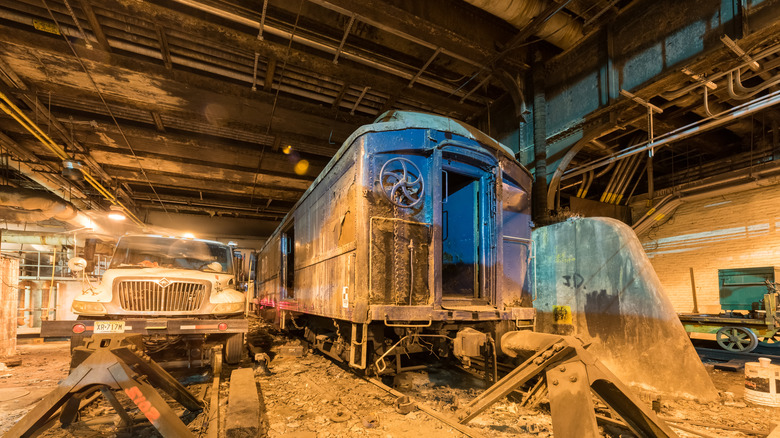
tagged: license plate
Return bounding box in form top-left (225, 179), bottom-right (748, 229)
top-left (93, 321), bottom-right (125, 334)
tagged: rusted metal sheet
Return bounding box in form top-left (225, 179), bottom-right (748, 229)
top-left (532, 217), bottom-right (719, 401)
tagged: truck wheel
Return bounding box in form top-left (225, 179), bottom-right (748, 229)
top-left (224, 333), bottom-right (245, 364)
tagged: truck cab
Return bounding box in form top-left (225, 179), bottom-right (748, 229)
top-left (72, 235), bottom-right (245, 317)
top-left (49, 234), bottom-right (248, 365)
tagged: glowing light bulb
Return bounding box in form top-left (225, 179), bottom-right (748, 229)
top-left (294, 159), bottom-right (309, 175)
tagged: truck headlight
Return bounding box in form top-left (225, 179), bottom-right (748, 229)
top-left (72, 300), bottom-right (107, 315)
top-left (213, 302), bottom-right (243, 314)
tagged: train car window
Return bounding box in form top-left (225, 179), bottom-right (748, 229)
top-left (441, 170), bottom-right (481, 298)
top-left (281, 227), bottom-right (295, 299)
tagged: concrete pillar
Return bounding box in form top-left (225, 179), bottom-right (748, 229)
top-left (0, 257), bottom-right (19, 357)
top-left (532, 54), bottom-right (549, 224)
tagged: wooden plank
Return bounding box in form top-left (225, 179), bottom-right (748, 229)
top-left (225, 368), bottom-right (261, 438)
top-left (0, 257), bottom-right (19, 357)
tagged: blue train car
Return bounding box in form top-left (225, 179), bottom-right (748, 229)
top-left (256, 110), bottom-right (534, 372)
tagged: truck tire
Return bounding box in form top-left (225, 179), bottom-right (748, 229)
top-left (224, 333), bottom-right (244, 364)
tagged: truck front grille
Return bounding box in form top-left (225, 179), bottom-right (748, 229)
top-left (117, 280), bottom-right (207, 312)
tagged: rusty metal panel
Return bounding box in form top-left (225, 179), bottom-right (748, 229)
top-left (369, 217), bottom-right (430, 305)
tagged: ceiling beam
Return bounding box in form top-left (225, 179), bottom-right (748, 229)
top-left (77, 0), bottom-right (112, 52)
top-left (301, 0), bottom-right (495, 67)
top-left (101, 0), bottom-right (485, 114)
top-left (101, 166), bottom-right (304, 202)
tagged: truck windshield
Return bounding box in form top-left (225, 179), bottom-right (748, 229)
top-left (109, 236), bottom-right (233, 273)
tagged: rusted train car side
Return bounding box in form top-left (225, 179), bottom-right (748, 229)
top-left (255, 111), bottom-right (534, 371)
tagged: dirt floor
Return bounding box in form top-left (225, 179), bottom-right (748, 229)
top-left (1, 319), bottom-right (779, 437)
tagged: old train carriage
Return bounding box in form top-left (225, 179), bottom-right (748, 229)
top-left (256, 110), bottom-right (534, 372)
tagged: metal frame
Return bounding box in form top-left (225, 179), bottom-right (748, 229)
top-left (458, 333), bottom-right (678, 438)
top-left (5, 334), bottom-right (203, 438)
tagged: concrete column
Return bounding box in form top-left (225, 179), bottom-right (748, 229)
top-left (532, 54), bottom-right (549, 224)
top-left (0, 257), bottom-right (19, 357)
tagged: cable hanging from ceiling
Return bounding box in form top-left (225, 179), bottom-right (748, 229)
top-left (41, 0), bottom-right (171, 222)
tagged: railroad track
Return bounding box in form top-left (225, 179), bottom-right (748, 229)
top-left (695, 347), bottom-right (780, 364)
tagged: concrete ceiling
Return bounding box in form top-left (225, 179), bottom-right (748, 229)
top-left (1, 0), bottom-right (779, 238)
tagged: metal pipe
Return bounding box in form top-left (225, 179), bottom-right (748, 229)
top-left (660, 41), bottom-right (780, 101)
top-left (0, 88), bottom-right (144, 225)
top-left (581, 171), bottom-right (594, 197)
top-left (594, 160), bottom-right (615, 178)
top-left (622, 160), bottom-right (647, 205)
top-left (599, 157), bottom-right (628, 203)
top-left (633, 162), bottom-right (780, 235)
top-left (564, 88), bottom-right (780, 180)
top-left (610, 137), bottom-right (644, 203)
top-left (608, 154), bottom-right (637, 203)
top-left (0, 230), bottom-right (75, 246)
top-left (614, 153), bottom-right (644, 204)
top-left (462, 0), bottom-right (583, 50)
top-left (728, 68), bottom-right (780, 100)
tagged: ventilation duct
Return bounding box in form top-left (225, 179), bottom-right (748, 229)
top-left (463, 0), bottom-right (584, 50)
top-left (0, 186), bottom-right (83, 225)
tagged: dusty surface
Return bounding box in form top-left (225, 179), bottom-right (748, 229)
top-left (1, 321), bottom-right (779, 437)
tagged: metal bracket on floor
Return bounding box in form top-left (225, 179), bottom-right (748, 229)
top-left (458, 332), bottom-right (678, 438)
top-left (6, 334), bottom-right (203, 438)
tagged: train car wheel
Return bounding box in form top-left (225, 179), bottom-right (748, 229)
top-left (758, 331), bottom-right (780, 348)
top-left (224, 333), bottom-right (245, 364)
top-left (715, 326), bottom-right (758, 352)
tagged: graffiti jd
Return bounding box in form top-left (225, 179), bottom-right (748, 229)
top-left (561, 273), bottom-right (585, 289)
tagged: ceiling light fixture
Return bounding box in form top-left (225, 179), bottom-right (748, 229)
top-left (108, 205), bottom-right (126, 221)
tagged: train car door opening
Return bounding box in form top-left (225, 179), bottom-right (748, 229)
top-left (441, 170), bottom-right (481, 298)
top-left (439, 149), bottom-right (494, 303)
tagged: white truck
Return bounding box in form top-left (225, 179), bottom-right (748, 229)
top-left (42, 234), bottom-right (248, 364)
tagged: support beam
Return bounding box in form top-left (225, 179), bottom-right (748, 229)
top-left (101, 0), bottom-right (484, 114)
top-left (77, 0), bottom-right (111, 52)
top-left (155, 25), bottom-right (173, 70)
top-left (532, 55), bottom-right (549, 224)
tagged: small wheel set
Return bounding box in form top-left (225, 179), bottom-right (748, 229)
top-left (680, 317), bottom-right (780, 353)
top-left (680, 274), bottom-right (780, 353)
top-left (714, 326), bottom-right (758, 352)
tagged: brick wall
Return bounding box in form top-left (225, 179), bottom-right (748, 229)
top-left (639, 184), bottom-right (780, 313)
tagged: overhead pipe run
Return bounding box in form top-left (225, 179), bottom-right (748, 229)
top-left (0, 230), bottom-right (75, 246)
top-left (564, 88), bottom-right (780, 180)
top-left (462, 0), bottom-right (583, 50)
top-left (0, 89), bottom-right (144, 227)
top-left (632, 162), bottom-right (780, 236)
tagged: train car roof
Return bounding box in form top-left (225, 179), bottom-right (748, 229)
top-left (360, 110), bottom-right (519, 160)
top-left (262, 111), bottom-right (529, 248)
